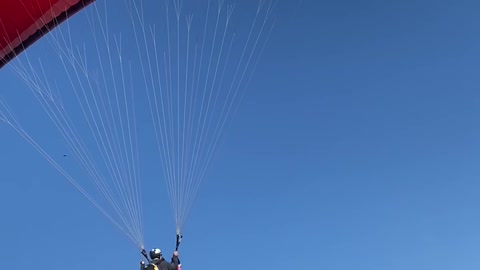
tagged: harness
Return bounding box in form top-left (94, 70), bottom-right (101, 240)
top-left (150, 263), bottom-right (159, 270)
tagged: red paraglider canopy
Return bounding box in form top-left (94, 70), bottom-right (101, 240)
top-left (0, 0), bottom-right (95, 69)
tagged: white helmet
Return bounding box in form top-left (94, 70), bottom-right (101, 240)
top-left (149, 248), bottom-right (162, 259)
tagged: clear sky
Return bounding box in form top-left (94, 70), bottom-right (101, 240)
top-left (2, 0), bottom-right (480, 269)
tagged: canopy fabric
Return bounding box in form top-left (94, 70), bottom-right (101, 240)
top-left (0, 0), bottom-right (95, 69)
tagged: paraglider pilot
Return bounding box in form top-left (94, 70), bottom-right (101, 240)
top-left (140, 248), bottom-right (181, 270)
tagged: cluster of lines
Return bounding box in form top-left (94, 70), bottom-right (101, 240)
top-left (0, 0), bottom-right (276, 248)
top-left (127, 0), bottom-right (276, 232)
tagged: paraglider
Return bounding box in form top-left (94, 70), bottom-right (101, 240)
top-left (140, 248), bottom-right (181, 270)
top-left (0, 0), bottom-right (95, 69)
top-left (141, 234), bottom-right (183, 270)
top-left (0, 0), bottom-right (277, 266)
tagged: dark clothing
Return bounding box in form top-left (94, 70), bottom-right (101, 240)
top-left (157, 257), bottom-right (180, 270)
top-left (141, 257), bottom-right (180, 270)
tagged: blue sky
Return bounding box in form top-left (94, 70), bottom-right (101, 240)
top-left (2, 0), bottom-right (480, 269)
